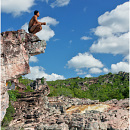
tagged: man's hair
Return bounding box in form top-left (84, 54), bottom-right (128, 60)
top-left (34, 10), bottom-right (39, 15)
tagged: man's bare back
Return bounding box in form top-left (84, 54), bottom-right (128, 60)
top-left (28, 10), bottom-right (46, 35)
top-left (29, 16), bottom-right (36, 28)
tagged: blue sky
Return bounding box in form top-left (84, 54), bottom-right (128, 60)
top-left (1, 0), bottom-right (129, 81)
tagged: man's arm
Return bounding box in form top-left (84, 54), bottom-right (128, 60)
top-left (34, 15), bottom-right (46, 25)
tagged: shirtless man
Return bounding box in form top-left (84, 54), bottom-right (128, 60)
top-left (28, 10), bottom-right (46, 35)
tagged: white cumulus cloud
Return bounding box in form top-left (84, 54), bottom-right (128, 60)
top-left (75, 69), bottom-right (86, 75)
top-left (1, 0), bottom-right (35, 16)
top-left (29, 56), bottom-right (38, 63)
top-left (89, 67), bottom-right (102, 74)
top-left (25, 66), bottom-right (65, 81)
top-left (103, 68), bottom-right (109, 73)
top-left (50, 0), bottom-right (70, 8)
top-left (39, 17), bottom-right (59, 26)
top-left (111, 62), bottom-right (129, 73)
top-left (67, 52), bottom-right (104, 69)
top-left (36, 26), bottom-right (55, 41)
top-left (81, 36), bottom-right (92, 40)
top-left (90, 1), bottom-right (129, 57)
top-left (98, 2), bottom-right (129, 34)
top-left (21, 16), bottom-right (59, 41)
top-left (85, 74), bottom-right (92, 78)
top-left (90, 32), bottom-right (129, 55)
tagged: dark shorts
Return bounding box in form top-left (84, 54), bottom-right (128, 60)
top-left (28, 26), bottom-right (32, 33)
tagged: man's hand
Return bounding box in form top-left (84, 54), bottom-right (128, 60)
top-left (42, 22), bottom-right (46, 25)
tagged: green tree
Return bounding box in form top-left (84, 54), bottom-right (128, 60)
top-left (41, 77), bottom-right (44, 84)
top-left (2, 102), bottom-right (15, 127)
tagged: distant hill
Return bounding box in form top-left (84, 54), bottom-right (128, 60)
top-left (47, 71), bottom-right (129, 102)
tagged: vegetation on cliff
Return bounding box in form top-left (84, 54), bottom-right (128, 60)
top-left (2, 90), bottom-right (20, 127)
top-left (8, 72), bottom-right (128, 102)
top-left (47, 72), bottom-right (129, 102)
top-left (2, 77), bottom-right (34, 127)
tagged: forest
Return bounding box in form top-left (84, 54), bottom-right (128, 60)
top-left (47, 72), bottom-right (129, 101)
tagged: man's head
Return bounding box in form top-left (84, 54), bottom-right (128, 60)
top-left (34, 10), bottom-right (40, 17)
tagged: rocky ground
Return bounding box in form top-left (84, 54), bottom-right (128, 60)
top-left (5, 89), bottom-right (129, 130)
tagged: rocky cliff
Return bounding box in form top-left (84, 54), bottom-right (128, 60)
top-left (0, 29), bottom-right (46, 121)
top-left (6, 96), bottom-right (129, 129)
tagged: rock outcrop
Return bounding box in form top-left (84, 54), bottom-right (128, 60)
top-left (30, 78), bottom-right (48, 90)
top-left (0, 29), bottom-right (46, 121)
top-left (9, 88), bottom-right (50, 129)
top-left (6, 95), bottom-right (129, 129)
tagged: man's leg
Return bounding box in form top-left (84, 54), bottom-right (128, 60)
top-left (32, 25), bottom-right (42, 34)
top-left (30, 24), bottom-right (42, 35)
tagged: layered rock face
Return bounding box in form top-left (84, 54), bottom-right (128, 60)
top-left (0, 29), bottom-right (46, 121)
top-left (10, 88), bottom-right (50, 129)
top-left (7, 96), bottom-right (129, 129)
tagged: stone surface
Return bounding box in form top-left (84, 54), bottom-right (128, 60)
top-left (9, 87), bottom-right (50, 129)
top-left (6, 96), bottom-right (129, 130)
top-left (30, 78), bottom-right (48, 91)
top-left (0, 29), bottom-right (46, 121)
